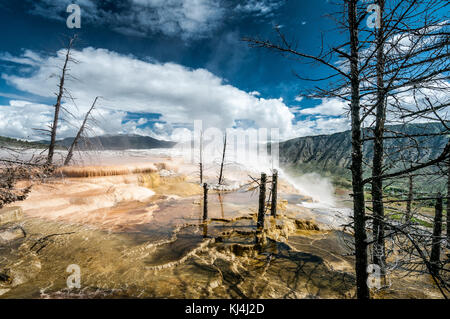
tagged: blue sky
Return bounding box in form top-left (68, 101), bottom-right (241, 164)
top-left (0, 0), bottom-right (353, 141)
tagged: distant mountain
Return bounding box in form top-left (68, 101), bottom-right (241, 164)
top-left (277, 122), bottom-right (449, 178)
top-left (43, 134), bottom-right (176, 150)
top-left (0, 136), bottom-right (48, 149)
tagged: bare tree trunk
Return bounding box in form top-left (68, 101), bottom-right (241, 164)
top-left (406, 175), bottom-right (413, 221)
top-left (348, 0), bottom-right (369, 299)
top-left (257, 173), bottom-right (267, 230)
top-left (47, 37), bottom-right (75, 165)
top-left (271, 169), bottom-right (278, 217)
top-left (203, 183), bottom-right (208, 221)
top-left (199, 130), bottom-right (203, 184)
top-left (218, 133), bottom-right (227, 185)
top-left (447, 161), bottom-right (449, 243)
top-left (64, 97), bottom-right (99, 166)
top-left (430, 194), bottom-right (443, 276)
top-left (371, 0), bottom-right (386, 276)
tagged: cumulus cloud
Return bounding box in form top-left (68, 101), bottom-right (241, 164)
top-left (0, 100), bottom-right (55, 140)
top-left (0, 47), bottom-right (364, 142)
top-left (1, 47), bottom-right (297, 140)
top-left (299, 98), bottom-right (348, 116)
top-left (0, 99), bottom-right (155, 141)
top-left (291, 116), bottom-right (350, 138)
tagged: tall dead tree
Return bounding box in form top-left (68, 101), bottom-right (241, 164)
top-left (218, 132), bottom-right (227, 185)
top-left (203, 183), bottom-right (208, 221)
top-left (257, 173), bottom-right (267, 230)
top-left (360, 0), bottom-right (448, 289)
top-left (271, 169), bottom-right (278, 217)
top-left (371, 0), bottom-right (387, 275)
top-left (347, 0), bottom-right (369, 299)
top-left (64, 96), bottom-right (99, 166)
top-left (243, 0), bottom-right (370, 298)
top-left (430, 194), bottom-right (443, 276)
top-left (447, 161), bottom-right (450, 243)
top-left (47, 36), bottom-right (77, 165)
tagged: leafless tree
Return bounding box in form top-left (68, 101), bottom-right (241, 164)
top-left (447, 160), bottom-right (450, 243)
top-left (361, 0), bottom-right (449, 280)
top-left (0, 147), bottom-right (54, 209)
top-left (64, 96), bottom-right (100, 166)
top-left (218, 132), bottom-right (227, 185)
top-left (244, 0), bottom-right (448, 298)
top-left (46, 35), bottom-right (78, 165)
top-left (244, 0), bottom-right (370, 298)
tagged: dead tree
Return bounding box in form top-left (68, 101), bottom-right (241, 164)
top-left (47, 35), bottom-right (77, 165)
top-left (218, 132), bottom-right (227, 185)
top-left (64, 96), bottom-right (99, 166)
top-left (270, 169), bottom-right (278, 217)
top-left (203, 183), bottom-right (208, 221)
top-left (244, 0), bottom-right (370, 298)
top-left (348, 0), bottom-right (369, 299)
top-left (370, 0), bottom-right (387, 275)
top-left (430, 194), bottom-right (443, 276)
top-left (0, 166), bottom-right (32, 209)
top-left (447, 161), bottom-right (450, 243)
top-left (0, 150), bottom-right (54, 209)
top-left (377, 213), bottom-right (449, 299)
top-left (257, 173), bottom-right (267, 230)
top-left (361, 0), bottom-right (449, 284)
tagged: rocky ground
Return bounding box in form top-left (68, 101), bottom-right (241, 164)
top-left (0, 154), bottom-right (444, 299)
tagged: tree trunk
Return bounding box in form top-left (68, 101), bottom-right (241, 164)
top-left (271, 170), bottom-right (278, 217)
top-left (218, 133), bottom-right (227, 185)
top-left (203, 183), bottom-right (208, 221)
top-left (348, 0), bottom-right (369, 299)
top-left (199, 130), bottom-right (203, 184)
top-left (64, 97), bottom-right (98, 166)
top-left (371, 0), bottom-right (386, 276)
top-left (430, 194), bottom-right (443, 276)
top-left (47, 37), bottom-right (75, 165)
top-left (257, 173), bottom-right (267, 230)
top-left (447, 161), bottom-right (449, 243)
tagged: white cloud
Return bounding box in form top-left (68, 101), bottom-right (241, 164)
top-left (1, 47), bottom-right (377, 143)
top-left (0, 99), bottom-right (153, 141)
top-left (0, 50), bottom-right (44, 67)
top-left (298, 98), bottom-right (348, 116)
top-left (291, 116), bottom-right (350, 138)
top-left (1, 47), bottom-right (296, 140)
top-left (0, 100), bottom-right (55, 140)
